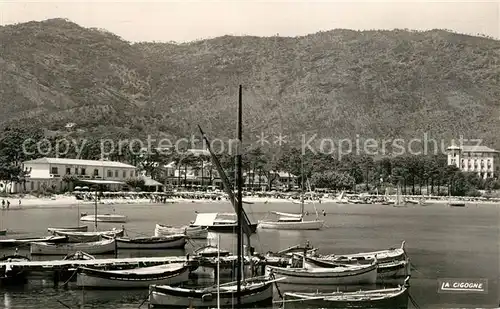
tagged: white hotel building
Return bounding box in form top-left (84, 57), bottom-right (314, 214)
top-left (22, 157), bottom-right (138, 192)
top-left (447, 145), bottom-right (499, 179)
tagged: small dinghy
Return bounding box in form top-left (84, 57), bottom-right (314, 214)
top-left (80, 214), bottom-right (127, 223)
top-left (0, 229), bottom-right (6, 236)
top-left (265, 259), bottom-right (378, 285)
top-left (0, 236), bottom-right (67, 248)
top-left (48, 226), bottom-right (88, 233)
top-left (281, 277), bottom-right (410, 308)
top-left (312, 241), bottom-right (407, 264)
top-left (194, 245), bottom-right (230, 258)
top-left (53, 228), bottom-right (124, 242)
top-left (77, 262), bottom-right (190, 289)
top-left (0, 254), bottom-right (30, 285)
top-left (155, 224), bottom-right (208, 239)
top-left (149, 276), bottom-right (278, 308)
top-left (108, 234), bottom-right (186, 250)
top-left (30, 238), bottom-right (116, 255)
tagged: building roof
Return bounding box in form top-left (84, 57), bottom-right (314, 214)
top-left (461, 145), bottom-right (498, 153)
top-left (23, 157), bottom-right (136, 168)
top-left (78, 179), bottom-right (126, 185)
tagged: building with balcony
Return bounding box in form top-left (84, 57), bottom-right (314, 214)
top-left (22, 157), bottom-right (138, 192)
top-left (447, 144), bottom-right (499, 179)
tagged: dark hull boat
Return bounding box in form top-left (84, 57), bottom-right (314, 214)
top-left (47, 226), bottom-right (88, 233)
top-left (0, 254), bottom-right (30, 285)
top-left (194, 245), bottom-right (231, 258)
top-left (149, 277), bottom-right (276, 308)
top-left (77, 263), bottom-right (190, 289)
top-left (0, 229), bottom-right (6, 236)
top-left (107, 235), bottom-right (186, 250)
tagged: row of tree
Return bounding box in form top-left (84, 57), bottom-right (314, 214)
top-left (0, 126), bottom-right (498, 196)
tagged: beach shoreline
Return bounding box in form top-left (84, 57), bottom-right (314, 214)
top-left (0, 194), bottom-right (498, 210)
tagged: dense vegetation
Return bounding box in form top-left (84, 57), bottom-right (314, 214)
top-left (0, 19), bottom-right (499, 150)
top-left (0, 127), bottom-right (498, 196)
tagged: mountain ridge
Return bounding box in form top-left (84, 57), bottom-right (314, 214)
top-left (1, 19), bottom-right (499, 152)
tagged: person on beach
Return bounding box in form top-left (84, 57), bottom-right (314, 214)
top-left (18, 199), bottom-right (21, 207)
top-left (6, 200), bottom-right (10, 209)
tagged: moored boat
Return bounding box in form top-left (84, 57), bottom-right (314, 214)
top-left (265, 259), bottom-right (378, 285)
top-left (154, 224), bottom-right (208, 239)
top-left (0, 229), bottom-right (6, 236)
top-left (257, 213), bottom-right (324, 230)
top-left (108, 235), bottom-right (186, 250)
top-left (149, 276), bottom-right (277, 308)
top-left (311, 241), bottom-right (407, 264)
top-left (63, 251), bottom-right (96, 260)
top-left (80, 214), bottom-right (127, 223)
top-left (0, 254), bottom-right (30, 285)
top-left (194, 245), bottom-right (230, 257)
top-left (0, 236), bottom-right (67, 248)
top-left (30, 238), bottom-right (116, 255)
top-left (53, 228), bottom-right (124, 242)
top-left (190, 213), bottom-right (257, 233)
top-left (77, 263), bottom-right (189, 289)
top-left (48, 226), bottom-right (88, 233)
top-left (281, 277), bottom-right (410, 308)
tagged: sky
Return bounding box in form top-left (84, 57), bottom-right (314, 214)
top-left (0, 0), bottom-right (499, 42)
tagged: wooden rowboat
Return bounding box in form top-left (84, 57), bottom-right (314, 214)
top-left (77, 263), bottom-right (190, 289)
top-left (106, 235), bottom-right (186, 250)
top-left (281, 277), bottom-right (410, 308)
top-left (48, 226), bottom-right (88, 233)
top-left (265, 259), bottom-right (378, 285)
top-left (53, 229), bottom-right (124, 243)
top-left (0, 229), bottom-right (6, 236)
top-left (311, 241), bottom-right (407, 264)
top-left (30, 238), bottom-right (116, 255)
top-left (0, 236), bottom-right (67, 248)
top-left (154, 224), bottom-right (208, 239)
top-left (149, 276), bottom-right (278, 308)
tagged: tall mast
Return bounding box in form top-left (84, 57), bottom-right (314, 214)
top-left (236, 85), bottom-right (243, 307)
top-left (94, 186), bottom-right (98, 231)
top-left (300, 155), bottom-right (304, 216)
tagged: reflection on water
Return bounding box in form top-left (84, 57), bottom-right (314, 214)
top-left (0, 201), bottom-right (498, 308)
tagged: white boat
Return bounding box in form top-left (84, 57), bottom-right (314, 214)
top-left (190, 213), bottom-right (257, 233)
top-left (281, 277), bottom-right (410, 308)
top-left (154, 224), bottom-right (208, 239)
top-left (53, 228), bottom-right (124, 242)
top-left (30, 238), bottom-right (116, 255)
top-left (110, 235), bottom-right (186, 250)
top-left (0, 236), bottom-right (67, 248)
top-left (77, 263), bottom-right (189, 288)
top-left (80, 214), bottom-right (127, 223)
top-left (47, 226), bottom-right (88, 233)
top-left (312, 241), bottom-right (407, 264)
top-left (149, 277), bottom-right (276, 308)
top-left (265, 259), bottom-right (378, 285)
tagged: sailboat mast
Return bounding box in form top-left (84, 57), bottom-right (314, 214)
top-left (94, 186), bottom-right (98, 231)
top-left (300, 156), bottom-right (304, 216)
top-left (236, 85), bottom-right (243, 307)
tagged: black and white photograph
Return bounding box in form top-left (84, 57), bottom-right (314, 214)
top-left (0, 1), bottom-right (499, 308)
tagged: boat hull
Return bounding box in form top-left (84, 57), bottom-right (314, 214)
top-left (154, 224), bottom-right (208, 239)
top-left (0, 236), bottom-right (67, 248)
top-left (48, 226), bottom-right (88, 233)
top-left (195, 224), bottom-right (258, 234)
top-left (113, 236), bottom-right (186, 249)
top-left (282, 287), bottom-right (409, 308)
top-left (30, 239), bottom-right (116, 255)
top-left (149, 280), bottom-right (274, 308)
top-left (266, 263), bottom-right (378, 285)
top-left (257, 220), bottom-right (324, 230)
top-left (54, 229), bottom-right (124, 243)
top-left (76, 264), bottom-right (189, 289)
top-left (80, 215), bottom-right (127, 223)
top-left (0, 229), bottom-right (6, 236)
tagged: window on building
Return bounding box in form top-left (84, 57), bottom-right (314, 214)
top-left (107, 170), bottom-right (112, 177)
top-left (65, 167), bottom-right (71, 175)
top-left (30, 182), bottom-right (34, 190)
top-left (123, 171), bottom-right (126, 178)
top-left (81, 168), bottom-right (86, 175)
top-left (130, 171), bottom-right (133, 177)
top-left (115, 170), bottom-right (119, 178)
top-left (94, 169), bottom-right (99, 176)
top-left (51, 167), bottom-right (58, 175)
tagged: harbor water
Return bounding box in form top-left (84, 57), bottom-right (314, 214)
top-left (0, 201), bottom-right (498, 308)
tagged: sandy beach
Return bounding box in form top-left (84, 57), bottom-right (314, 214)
top-left (0, 194), bottom-right (498, 210)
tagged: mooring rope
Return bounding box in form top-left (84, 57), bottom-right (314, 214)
top-left (409, 292), bottom-right (421, 309)
top-left (138, 289), bottom-right (154, 308)
top-left (56, 299), bottom-right (72, 309)
top-left (61, 268), bottom-right (79, 287)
